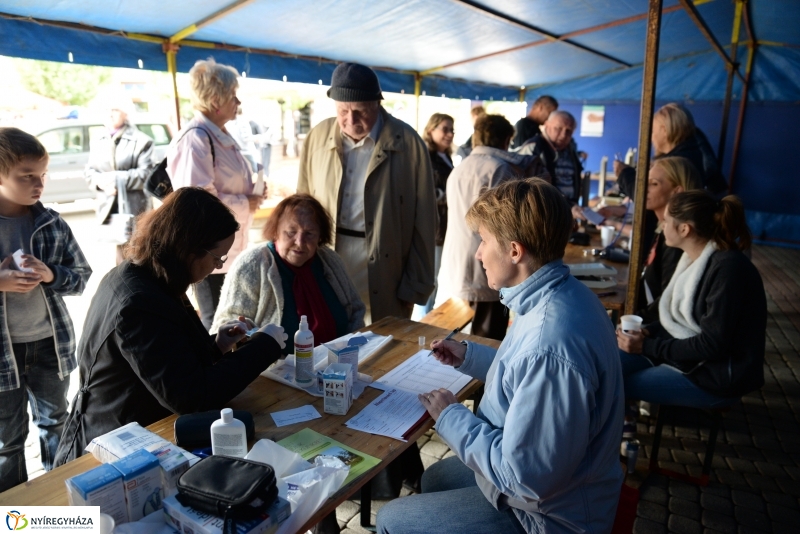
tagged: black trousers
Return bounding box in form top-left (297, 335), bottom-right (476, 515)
top-left (195, 273), bottom-right (226, 330)
top-left (470, 300), bottom-right (508, 341)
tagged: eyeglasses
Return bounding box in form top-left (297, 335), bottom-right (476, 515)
top-left (204, 249), bottom-right (229, 266)
top-left (436, 126), bottom-right (455, 135)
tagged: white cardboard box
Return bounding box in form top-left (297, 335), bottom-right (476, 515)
top-left (66, 463), bottom-right (128, 525)
top-left (111, 449), bottom-right (164, 522)
top-left (323, 363), bottom-right (353, 415)
top-left (162, 495), bottom-right (291, 534)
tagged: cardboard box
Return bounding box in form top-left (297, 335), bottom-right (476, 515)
top-left (324, 335), bottom-right (366, 383)
top-left (150, 443), bottom-right (199, 496)
top-left (111, 449), bottom-right (164, 522)
top-left (162, 495), bottom-right (291, 534)
top-left (66, 463), bottom-right (128, 525)
top-left (323, 363), bottom-right (353, 415)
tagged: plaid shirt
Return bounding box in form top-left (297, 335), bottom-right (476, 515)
top-left (0, 203), bottom-right (92, 391)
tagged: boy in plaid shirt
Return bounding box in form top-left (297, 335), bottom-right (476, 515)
top-left (0, 128), bottom-right (91, 491)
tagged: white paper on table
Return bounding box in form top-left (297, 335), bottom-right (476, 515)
top-left (261, 331), bottom-right (392, 398)
top-left (345, 387), bottom-right (427, 441)
top-left (373, 349), bottom-right (472, 396)
top-left (270, 405), bottom-right (322, 427)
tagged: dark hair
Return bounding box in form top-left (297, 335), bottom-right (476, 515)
top-left (0, 127), bottom-right (48, 176)
top-left (262, 193), bottom-right (333, 247)
top-left (667, 190), bottom-right (752, 251)
top-left (466, 178), bottom-right (572, 268)
top-left (533, 95), bottom-right (558, 110)
top-left (472, 114), bottom-right (515, 150)
top-left (422, 113), bottom-right (455, 155)
top-left (126, 188), bottom-right (239, 296)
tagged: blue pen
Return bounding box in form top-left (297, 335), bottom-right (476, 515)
top-left (429, 328), bottom-right (459, 357)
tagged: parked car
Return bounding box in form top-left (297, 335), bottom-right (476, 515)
top-left (21, 117), bottom-right (173, 204)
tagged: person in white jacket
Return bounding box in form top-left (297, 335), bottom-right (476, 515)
top-left (166, 58), bottom-right (265, 329)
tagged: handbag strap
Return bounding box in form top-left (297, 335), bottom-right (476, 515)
top-left (177, 126), bottom-right (216, 166)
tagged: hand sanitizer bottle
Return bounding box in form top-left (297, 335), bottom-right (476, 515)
top-left (210, 408), bottom-right (247, 458)
top-left (294, 315), bottom-right (314, 386)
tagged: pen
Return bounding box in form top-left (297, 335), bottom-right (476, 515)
top-left (429, 328), bottom-right (459, 357)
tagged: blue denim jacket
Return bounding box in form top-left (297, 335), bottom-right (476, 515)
top-left (0, 203), bottom-right (91, 391)
top-left (436, 260), bottom-right (624, 534)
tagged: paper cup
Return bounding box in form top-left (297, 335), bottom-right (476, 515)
top-left (99, 514), bottom-right (115, 534)
top-left (600, 225), bottom-right (616, 247)
top-left (620, 314), bottom-right (643, 333)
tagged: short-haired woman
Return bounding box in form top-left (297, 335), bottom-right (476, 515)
top-left (167, 58), bottom-right (265, 329)
top-left (617, 190), bottom-right (766, 408)
top-left (377, 179), bottom-right (624, 534)
top-left (212, 193), bottom-right (365, 354)
top-left (434, 114), bottom-right (544, 339)
top-left (412, 113), bottom-right (455, 319)
top-left (54, 188), bottom-right (286, 465)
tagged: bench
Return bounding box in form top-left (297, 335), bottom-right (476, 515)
top-left (419, 297), bottom-right (475, 332)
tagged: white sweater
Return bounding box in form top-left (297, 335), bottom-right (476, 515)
top-left (210, 244), bottom-right (366, 335)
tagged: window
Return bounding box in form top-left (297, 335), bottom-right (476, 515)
top-left (138, 124), bottom-right (171, 145)
top-left (38, 127), bottom-right (85, 155)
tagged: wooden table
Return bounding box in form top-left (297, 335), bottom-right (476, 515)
top-left (563, 233), bottom-right (629, 316)
top-left (0, 317), bottom-right (499, 533)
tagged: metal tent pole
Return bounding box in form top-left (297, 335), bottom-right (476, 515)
top-left (625, 0), bottom-right (663, 316)
top-left (718, 0), bottom-right (745, 164)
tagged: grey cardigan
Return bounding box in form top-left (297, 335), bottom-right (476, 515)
top-left (210, 243), bottom-right (366, 335)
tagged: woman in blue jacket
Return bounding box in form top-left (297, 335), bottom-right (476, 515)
top-left (377, 179), bottom-right (625, 534)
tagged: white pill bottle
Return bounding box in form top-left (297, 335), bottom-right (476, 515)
top-left (294, 315), bottom-right (315, 385)
top-left (210, 408), bottom-right (247, 457)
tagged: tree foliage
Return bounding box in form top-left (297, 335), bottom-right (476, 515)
top-left (14, 58), bottom-right (113, 106)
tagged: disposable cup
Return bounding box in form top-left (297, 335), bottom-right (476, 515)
top-left (99, 514), bottom-right (115, 534)
top-left (620, 314), bottom-right (643, 333)
top-left (600, 225), bottom-right (616, 247)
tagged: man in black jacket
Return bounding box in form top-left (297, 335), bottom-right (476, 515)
top-left (510, 95), bottom-right (558, 149)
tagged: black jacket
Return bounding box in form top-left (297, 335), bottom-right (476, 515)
top-left (642, 249), bottom-right (766, 398)
top-left (430, 150), bottom-right (453, 246)
top-left (511, 117), bottom-right (541, 149)
top-left (520, 134), bottom-right (583, 204)
top-left (55, 262), bottom-right (281, 465)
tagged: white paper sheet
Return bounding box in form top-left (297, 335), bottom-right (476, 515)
top-left (345, 388), bottom-right (426, 441)
top-left (373, 350), bottom-right (472, 395)
top-left (270, 405), bottom-right (322, 427)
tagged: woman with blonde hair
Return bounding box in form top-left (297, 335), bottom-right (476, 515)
top-left (412, 113), bottom-right (455, 319)
top-left (167, 57), bottom-right (265, 329)
top-left (378, 178), bottom-right (624, 534)
top-left (618, 190), bottom-right (765, 410)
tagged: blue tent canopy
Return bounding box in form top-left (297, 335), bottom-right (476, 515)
top-left (1, 0), bottom-right (798, 102)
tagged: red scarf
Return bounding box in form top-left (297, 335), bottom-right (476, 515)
top-left (282, 255), bottom-right (338, 345)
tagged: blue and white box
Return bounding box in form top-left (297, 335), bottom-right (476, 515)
top-left (323, 363), bottom-right (353, 415)
top-left (163, 494), bottom-right (291, 534)
top-left (111, 449), bottom-right (163, 522)
top-left (65, 463), bottom-right (127, 525)
top-left (324, 335), bottom-right (367, 383)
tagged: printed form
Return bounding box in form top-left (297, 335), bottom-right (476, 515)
top-left (345, 350), bottom-right (473, 440)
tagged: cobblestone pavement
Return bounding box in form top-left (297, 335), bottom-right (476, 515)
top-left (19, 241), bottom-right (800, 534)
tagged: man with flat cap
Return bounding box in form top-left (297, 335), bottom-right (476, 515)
top-left (297, 62), bottom-right (436, 324)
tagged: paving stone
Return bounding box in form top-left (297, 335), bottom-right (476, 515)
top-left (637, 500), bottom-right (668, 523)
top-left (782, 465), bottom-right (800, 481)
top-left (727, 457), bottom-right (759, 474)
top-left (762, 491), bottom-right (797, 508)
top-left (726, 431), bottom-right (755, 446)
top-left (670, 496), bottom-right (702, 520)
top-left (419, 440), bottom-right (449, 459)
top-left (700, 482), bottom-right (731, 499)
top-left (701, 509), bottom-right (738, 531)
top-left (672, 449), bottom-right (701, 465)
top-left (732, 490), bottom-right (766, 512)
top-left (420, 453), bottom-right (439, 470)
top-left (715, 468), bottom-right (747, 487)
top-left (735, 506), bottom-right (772, 531)
top-left (734, 445), bottom-right (767, 462)
top-left (772, 522), bottom-right (797, 534)
top-left (754, 461), bottom-right (791, 479)
top-left (776, 477), bottom-right (800, 497)
top-left (668, 514), bottom-right (703, 534)
top-left (703, 528), bottom-right (727, 534)
top-left (640, 484), bottom-right (669, 506)
top-left (336, 499), bottom-right (360, 528)
top-left (766, 503), bottom-right (800, 524)
top-left (700, 494), bottom-right (734, 515)
top-left (632, 517), bottom-right (667, 534)
top-left (745, 473), bottom-right (781, 492)
top-left (670, 480), bottom-right (700, 501)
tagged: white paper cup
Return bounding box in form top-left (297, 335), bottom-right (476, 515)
top-left (600, 225), bottom-right (616, 247)
top-left (620, 314), bottom-right (643, 333)
top-left (99, 514), bottom-right (115, 534)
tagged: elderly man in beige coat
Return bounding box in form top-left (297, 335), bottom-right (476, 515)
top-left (297, 62), bottom-right (436, 324)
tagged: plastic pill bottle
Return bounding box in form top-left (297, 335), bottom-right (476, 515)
top-left (210, 408), bottom-right (247, 458)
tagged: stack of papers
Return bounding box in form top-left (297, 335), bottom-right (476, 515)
top-left (345, 350), bottom-right (473, 441)
top-left (262, 331), bottom-right (392, 398)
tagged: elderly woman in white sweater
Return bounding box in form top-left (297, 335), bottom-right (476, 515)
top-left (211, 194), bottom-right (365, 354)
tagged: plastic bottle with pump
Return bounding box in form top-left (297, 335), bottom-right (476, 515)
top-left (294, 315), bottom-right (314, 386)
top-left (210, 408), bottom-right (247, 457)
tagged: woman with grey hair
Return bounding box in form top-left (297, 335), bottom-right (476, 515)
top-left (167, 57), bottom-right (265, 329)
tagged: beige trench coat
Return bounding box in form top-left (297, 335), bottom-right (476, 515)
top-left (297, 108), bottom-right (436, 320)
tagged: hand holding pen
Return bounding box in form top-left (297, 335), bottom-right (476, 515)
top-left (429, 328), bottom-right (466, 367)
